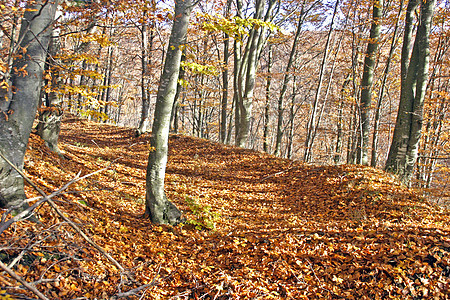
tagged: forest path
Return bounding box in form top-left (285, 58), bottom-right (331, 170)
top-left (4, 115), bottom-right (448, 299)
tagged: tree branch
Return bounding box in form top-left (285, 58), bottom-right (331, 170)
top-left (0, 260), bottom-right (50, 300)
top-left (0, 151), bottom-right (125, 272)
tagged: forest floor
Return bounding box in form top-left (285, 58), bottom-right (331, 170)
top-left (1, 115), bottom-right (449, 299)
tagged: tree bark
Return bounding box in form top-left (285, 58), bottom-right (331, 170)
top-left (263, 44), bottom-right (272, 153)
top-left (36, 26), bottom-right (64, 157)
top-left (371, 0), bottom-right (402, 167)
top-left (0, 0), bottom-right (58, 209)
top-left (359, 0), bottom-right (383, 165)
top-left (274, 2), bottom-right (308, 156)
top-left (170, 52), bottom-right (186, 133)
top-left (220, 0), bottom-right (232, 144)
top-left (144, 0), bottom-right (193, 224)
top-left (303, 0), bottom-right (339, 162)
top-left (385, 0), bottom-right (436, 184)
top-left (235, 0), bottom-right (278, 148)
top-left (136, 12), bottom-right (153, 136)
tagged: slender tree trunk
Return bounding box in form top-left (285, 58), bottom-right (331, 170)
top-left (103, 47), bottom-right (114, 120)
top-left (144, 0), bottom-right (193, 224)
top-left (274, 4), bottom-right (306, 156)
top-left (385, 0), bottom-right (436, 184)
top-left (263, 44), bottom-right (272, 153)
top-left (170, 52), bottom-right (186, 133)
top-left (347, 102), bottom-right (358, 164)
top-left (136, 13), bottom-right (153, 136)
top-left (37, 27), bottom-right (64, 157)
top-left (0, 0), bottom-right (59, 209)
top-left (287, 77), bottom-right (296, 159)
top-left (233, 39), bottom-right (241, 144)
top-left (220, 0), bottom-right (232, 143)
top-left (335, 78), bottom-right (350, 164)
top-left (359, 0), bottom-right (383, 165)
top-left (371, 0), bottom-right (402, 167)
top-left (303, 0), bottom-right (339, 162)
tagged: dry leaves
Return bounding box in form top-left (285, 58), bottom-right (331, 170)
top-left (1, 115), bottom-right (449, 299)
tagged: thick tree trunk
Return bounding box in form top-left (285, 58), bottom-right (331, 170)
top-left (359, 0), bottom-right (383, 165)
top-left (235, 0), bottom-right (277, 148)
top-left (144, 0), bottom-right (193, 224)
top-left (0, 0), bottom-right (58, 209)
top-left (385, 0), bottom-right (436, 184)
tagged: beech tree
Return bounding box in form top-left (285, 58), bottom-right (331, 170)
top-left (144, 0), bottom-right (194, 224)
top-left (36, 26), bottom-right (64, 158)
top-left (235, 0), bottom-right (278, 148)
top-left (359, 0), bottom-right (383, 166)
top-left (385, 0), bottom-right (436, 184)
top-left (0, 0), bottom-right (59, 209)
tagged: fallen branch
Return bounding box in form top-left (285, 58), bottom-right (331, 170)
top-left (114, 263), bottom-right (163, 299)
top-left (0, 151), bottom-right (125, 272)
top-left (0, 260), bottom-right (49, 300)
top-left (260, 161), bottom-right (296, 182)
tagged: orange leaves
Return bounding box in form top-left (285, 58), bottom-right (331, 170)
top-left (2, 116), bottom-right (449, 299)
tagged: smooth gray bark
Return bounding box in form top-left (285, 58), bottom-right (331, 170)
top-left (235, 0), bottom-right (278, 148)
top-left (385, 0), bottom-right (436, 184)
top-left (144, 0), bottom-right (193, 224)
top-left (0, 0), bottom-right (58, 209)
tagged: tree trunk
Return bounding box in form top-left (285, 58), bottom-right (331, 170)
top-left (371, 0), bottom-right (402, 167)
top-left (170, 52), bottom-right (186, 133)
top-left (37, 27), bottom-right (64, 157)
top-left (144, 0), bottom-right (194, 224)
top-left (335, 78), bottom-right (350, 164)
top-left (136, 13), bottom-right (154, 136)
top-left (235, 0), bottom-right (278, 148)
top-left (263, 44), bottom-right (272, 153)
top-left (303, 0), bottom-right (339, 162)
top-left (103, 46), bottom-right (114, 120)
top-left (359, 0), bottom-right (383, 165)
top-left (220, 0), bottom-right (232, 144)
top-left (287, 77), bottom-right (296, 159)
top-left (0, 0), bottom-right (58, 209)
top-left (274, 3), bottom-right (307, 156)
top-left (233, 39), bottom-right (241, 144)
top-left (385, 0), bottom-right (436, 184)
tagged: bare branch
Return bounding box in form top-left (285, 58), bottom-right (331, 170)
top-left (0, 151), bottom-right (125, 272)
top-left (0, 260), bottom-right (50, 300)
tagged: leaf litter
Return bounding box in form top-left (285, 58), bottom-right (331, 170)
top-left (1, 115), bottom-right (449, 299)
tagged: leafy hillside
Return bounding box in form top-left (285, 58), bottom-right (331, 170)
top-left (1, 116), bottom-right (449, 299)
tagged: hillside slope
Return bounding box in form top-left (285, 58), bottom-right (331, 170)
top-left (1, 116), bottom-right (449, 299)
